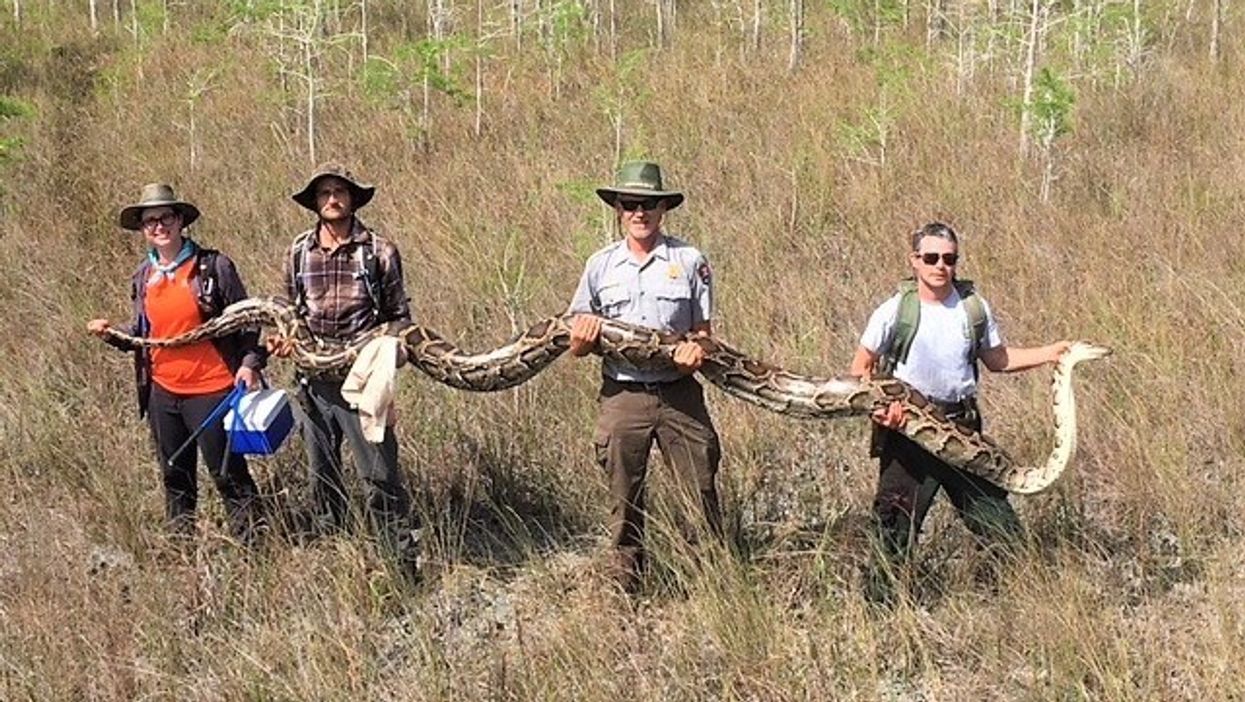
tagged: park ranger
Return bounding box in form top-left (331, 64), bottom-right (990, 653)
top-left (567, 160), bottom-right (722, 593)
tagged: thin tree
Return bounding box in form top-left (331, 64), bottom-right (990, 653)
top-left (655, 0), bottom-right (666, 49)
top-left (788, 0), bottom-right (803, 71)
top-left (1018, 0), bottom-right (1042, 157)
top-left (174, 69), bottom-right (217, 171)
top-left (752, 0), bottom-right (762, 50)
top-left (12, 0), bottom-right (18, 27)
top-left (89, 0), bottom-right (98, 34)
top-left (1210, 0), bottom-right (1225, 62)
top-left (475, 0), bottom-right (484, 136)
top-left (609, 0), bottom-right (617, 58)
top-left (511, 0), bottom-right (522, 49)
top-left (360, 0), bottom-right (369, 63)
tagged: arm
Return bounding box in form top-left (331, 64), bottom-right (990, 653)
top-left (567, 262), bottom-right (600, 358)
top-left (89, 270), bottom-right (144, 351)
top-left (849, 345), bottom-right (880, 379)
top-left (671, 254), bottom-right (715, 373)
top-left (379, 243), bottom-right (412, 325)
top-left (979, 341), bottom-right (1070, 373)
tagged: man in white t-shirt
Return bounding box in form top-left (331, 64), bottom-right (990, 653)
top-left (849, 222), bottom-right (1069, 599)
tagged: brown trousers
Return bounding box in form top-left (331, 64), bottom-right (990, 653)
top-left (592, 375), bottom-right (722, 588)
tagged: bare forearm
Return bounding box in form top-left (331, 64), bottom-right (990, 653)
top-left (984, 343), bottom-right (1066, 373)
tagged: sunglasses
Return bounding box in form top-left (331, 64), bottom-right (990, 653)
top-left (141, 212), bottom-right (180, 230)
top-left (617, 197), bottom-right (662, 212)
top-left (917, 252), bottom-right (959, 266)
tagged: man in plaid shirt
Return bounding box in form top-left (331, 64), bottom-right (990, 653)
top-left (280, 162), bottom-right (419, 580)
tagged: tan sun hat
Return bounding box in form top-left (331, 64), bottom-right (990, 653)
top-left (291, 162), bottom-right (376, 213)
top-left (117, 183), bottom-right (201, 231)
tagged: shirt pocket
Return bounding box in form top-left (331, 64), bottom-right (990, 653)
top-left (596, 284), bottom-right (630, 316)
top-left (653, 282), bottom-right (692, 330)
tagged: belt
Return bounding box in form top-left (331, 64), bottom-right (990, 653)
top-left (931, 396), bottom-right (978, 421)
top-left (602, 375), bottom-right (691, 394)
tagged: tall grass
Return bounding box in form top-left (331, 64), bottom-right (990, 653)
top-left (1, 2), bottom-right (1243, 699)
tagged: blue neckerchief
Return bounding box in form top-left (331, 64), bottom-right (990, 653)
top-left (147, 239), bottom-right (197, 284)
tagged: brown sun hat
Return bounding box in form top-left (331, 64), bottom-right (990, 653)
top-left (117, 183), bottom-right (201, 231)
top-left (291, 162), bottom-right (376, 213)
top-left (595, 160), bottom-right (684, 210)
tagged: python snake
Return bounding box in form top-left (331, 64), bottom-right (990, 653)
top-left (97, 297), bottom-right (1109, 494)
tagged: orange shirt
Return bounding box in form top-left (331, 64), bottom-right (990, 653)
top-left (145, 259), bottom-right (235, 395)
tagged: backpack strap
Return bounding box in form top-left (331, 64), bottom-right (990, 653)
top-left (289, 229), bottom-right (315, 317)
top-left (357, 232), bottom-right (383, 322)
top-left (877, 278), bottom-right (987, 376)
top-left (132, 260), bottom-right (151, 337)
top-left (877, 279), bottom-right (919, 377)
top-left (954, 279), bottom-right (987, 362)
top-left (193, 247), bottom-right (223, 317)
top-left (290, 226), bottom-right (384, 322)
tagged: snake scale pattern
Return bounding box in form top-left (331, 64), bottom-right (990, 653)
top-left (98, 297), bottom-right (1109, 494)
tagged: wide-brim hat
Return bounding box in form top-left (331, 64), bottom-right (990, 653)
top-left (291, 162), bottom-right (375, 213)
top-left (595, 160), bottom-right (684, 210)
top-left (118, 183), bottom-right (201, 231)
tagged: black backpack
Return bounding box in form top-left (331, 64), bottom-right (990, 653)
top-left (133, 247), bottom-right (225, 333)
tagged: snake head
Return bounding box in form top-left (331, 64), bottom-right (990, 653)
top-left (1065, 342), bottom-right (1112, 364)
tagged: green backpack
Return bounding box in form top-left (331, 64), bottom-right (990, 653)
top-left (875, 278), bottom-right (988, 378)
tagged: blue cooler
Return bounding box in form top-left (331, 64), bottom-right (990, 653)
top-left (225, 388), bottom-right (295, 455)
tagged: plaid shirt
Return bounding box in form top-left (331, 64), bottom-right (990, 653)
top-left (284, 219), bottom-right (411, 340)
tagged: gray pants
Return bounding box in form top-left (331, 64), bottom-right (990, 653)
top-left (298, 377), bottom-right (414, 553)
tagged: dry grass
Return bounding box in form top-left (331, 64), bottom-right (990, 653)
top-left (1, 2), bottom-right (1244, 700)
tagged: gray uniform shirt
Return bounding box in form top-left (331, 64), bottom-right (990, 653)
top-left (568, 234), bottom-right (713, 383)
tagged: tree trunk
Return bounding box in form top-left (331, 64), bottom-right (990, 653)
top-left (609, 0), bottom-right (617, 59)
top-left (89, 0), bottom-right (98, 34)
top-left (305, 31), bottom-right (317, 164)
top-left (129, 0), bottom-right (138, 46)
top-left (656, 0), bottom-right (666, 49)
top-left (511, 0), bottom-right (522, 49)
top-left (787, 0), bottom-right (803, 72)
top-left (475, 0), bottom-right (484, 136)
top-left (752, 0), bottom-right (762, 51)
top-left (1210, 0), bottom-right (1224, 62)
top-left (1018, 0), bottom-right (1041, 157)
top-left (361, 0), bottom-right (369, 63)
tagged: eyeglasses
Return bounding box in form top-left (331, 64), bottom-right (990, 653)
top-left (141, 213), bottom-right (180, 230)
top-left (918, 252), bottom-right (959, 266)
top-left (618, 197), bottom-right (662, 212)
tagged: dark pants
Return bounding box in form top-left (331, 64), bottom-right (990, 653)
top-left (593, 375), bottom-right (722, 591)
top-left (298, 377), bottom-right (417, 561)
top-left (868, 407), bottom-right (1023, 597)
top-left (147, 384), bottom-right (261, 542)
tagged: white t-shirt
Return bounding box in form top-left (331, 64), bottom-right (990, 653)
top-left (859, 288), bottom-right (1004, 403)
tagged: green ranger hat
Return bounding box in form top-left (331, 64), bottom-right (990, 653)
top-left (595, 160), bottom-right (684, 210)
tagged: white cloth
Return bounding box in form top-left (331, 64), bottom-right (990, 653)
top-left (340, 336), bottom-right (403, 443)
top-left (859, 288), bottom-right (1004, 403)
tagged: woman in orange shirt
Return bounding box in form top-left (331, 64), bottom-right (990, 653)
top-left (88, 184), bottom-right (267, 544)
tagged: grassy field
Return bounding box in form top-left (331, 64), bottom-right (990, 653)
top-left (1, 1), bottom-right (1244, 699)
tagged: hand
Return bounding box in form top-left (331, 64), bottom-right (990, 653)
top-left (266, 335), bottom-right (295, 358)
top-left (568, 314), bottom-right (603, 357)
top-left (671, 339), bottom-right (706, 374)
top-left (1048, 340), bottom-right (1073, 364)
top-left (86, 319), bottom-right (111, 338)
top-left (235, 366), bottom-right (261, 391)
top-left (871, 400), bottom-right (906, 430)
